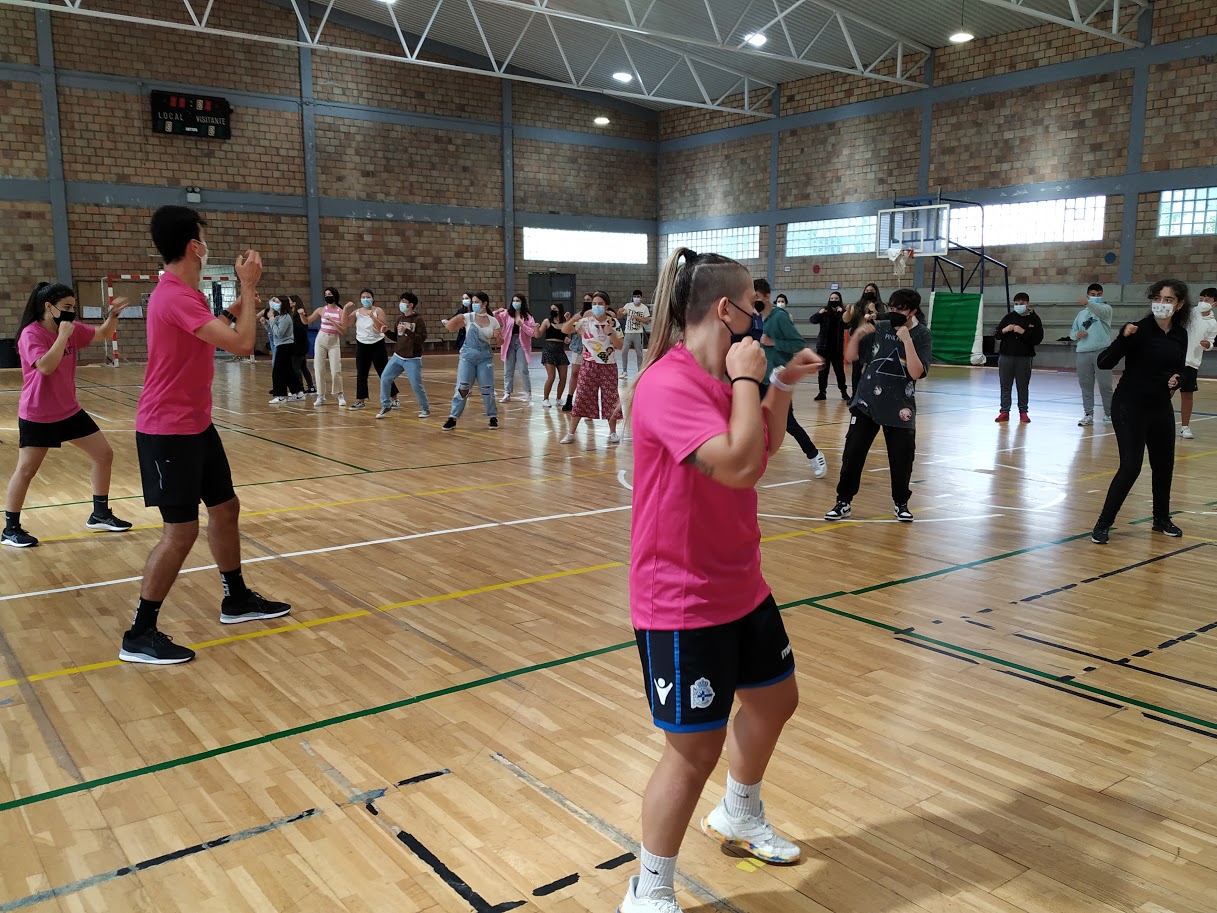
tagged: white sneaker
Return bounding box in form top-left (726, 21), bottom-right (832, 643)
top-left (268, 396), bottom-right (287, 404)
top-left (375, 408), bottom-right (390, 419)
top-left (1181, 426), bottom-right (1194, 439)
top-left (700, 799), bottom-right (800, 864)
top-left (418, 410), bottom-right (431, 418)
top-left (559, 432), bottom-right (576, 444)
top-left (338, 395), bottom-right (347, 407)
top-left (609, 432), bottom-right (621, 444)
top-left (618, 876), bottom-right (681, 913)
top-left (542, 398), bottom-right (553, 408)
top-left (1077, 414), bottom-right (1093, 427)
top-left (517, 394), bottom-right (532, 404)
top-left (290, 392), bottom-right (305, 401)
top-left (499, 393), bottom-right (511, 403)
top-left (391, 398), bottom-right (400, 409)
top-left (314, 395), bottom-right (327, 406)
top-left (810, 452), bottom-right (827, 478)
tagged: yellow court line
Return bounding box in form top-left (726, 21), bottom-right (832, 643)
top-left (0, 562), bottom-right (627, 690)
top-left (1074, 447), bottom-right (1217, 484)
top-left (34, 470), bottom-right (612, 543)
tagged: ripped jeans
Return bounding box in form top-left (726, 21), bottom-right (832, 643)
top-left (448, 348), bottom-right (497, 419)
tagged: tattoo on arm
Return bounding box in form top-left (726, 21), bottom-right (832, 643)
top-left (683, 448), bottom-right (714, 478)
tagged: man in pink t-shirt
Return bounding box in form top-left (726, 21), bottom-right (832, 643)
top-left (122, 206), bottom-right (291, 666)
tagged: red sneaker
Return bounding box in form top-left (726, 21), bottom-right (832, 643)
top-left (1020, 412), bottom-right (1031, 424)
top-left (995, 412), bottom-right (1010, 423)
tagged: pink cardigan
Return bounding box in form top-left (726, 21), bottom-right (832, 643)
top-left (495, 310), bottom-right (536, 363)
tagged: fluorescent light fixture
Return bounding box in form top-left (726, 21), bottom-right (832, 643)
top-left (612, 71), bottom-right (632, 83)
top-left (594, 116), bottom-right (611, 125)
top-left (949, 30), bottom-right (974, 43)
top-left (743, 32), bottom-right (766, 47)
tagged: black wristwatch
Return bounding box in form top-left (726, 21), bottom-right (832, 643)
top-left (221, 309), bottom-right (236, 323)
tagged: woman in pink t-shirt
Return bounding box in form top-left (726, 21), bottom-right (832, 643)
top-left (618, 248), bottom-right (820, 913)
top-left (3, 283), bottom-right (132, 548)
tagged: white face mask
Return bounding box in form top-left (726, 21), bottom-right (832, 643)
top-left (1200, 303), bottom-right (1213, 316)
top-left (196, 240), bottom-right (209, 272)
top-left (632, 297), bottom-right (641, 304)
top-left (1151, 302), bottom-right (1174, 320)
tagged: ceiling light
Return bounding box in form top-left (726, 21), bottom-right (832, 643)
top-left (949, 29), bottom-right (974, 43)
top-left (612, 71), bottom-right (632, 83)
top-left (744, 32), bottom-right (766, 47)
top-left (594, 116), bottom-right (611, 125)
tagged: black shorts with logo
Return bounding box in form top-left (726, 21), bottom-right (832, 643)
top-left (18, 408), bottom-right (100, 448)
top-left (634, 594), bottom-right (795, 733)
top-left (1180, 366), bottom-right (1199, 394)
top-left (136, 424), bottom-right (235, 523)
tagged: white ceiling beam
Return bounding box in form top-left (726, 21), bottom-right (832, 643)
top-left (969, 0), bottom-right (1150, 46)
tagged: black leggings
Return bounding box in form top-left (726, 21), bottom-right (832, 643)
top-left (293, 349), bottom-right (314, 390)
top-left (836, 410), bottom-right (916, 505)
top-left (760, 384), bottom-right (818, 459)
top-left (818, 350), bottom-right (847, 395)
top-left (1097, 395), bottom-right (1176, 526)
top-left (850, 360), bottom-right (864, 399)
top-left (355, 340), bottom-right (397, 401)
top-left (271, 341), bottom-right (303, 396)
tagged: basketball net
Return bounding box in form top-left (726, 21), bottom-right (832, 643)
top-left (887, 245), bottom-right (914, 276)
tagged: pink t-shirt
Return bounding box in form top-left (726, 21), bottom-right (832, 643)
top-left (18, 321), bottom-right (97, 423)
top-left (629, 344), bottom-right (770, 631)
top-left (136, 271), bottom-right (218, 435)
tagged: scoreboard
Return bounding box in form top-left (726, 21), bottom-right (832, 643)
top-left (150, 90), bottom-right (231, 139)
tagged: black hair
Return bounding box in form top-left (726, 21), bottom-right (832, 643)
top-left (632, 289), bottom-right (643, 296)
top-left (1087, 283), bottom-right (1104, 295)
top-left (774, 293), bottom-right (789, 303)
top-left (591, 290), bottom-right (612, 308)
top-left (324, 286), bottom-right (339, 302)
top-left (582, 292), bottom-right (594, 301)
top-left (400, 291), bottom-right (418, 306)
top-left (1013, 292), bottom-right (1030, 302)
top-left (1200, 287), bottom-right (1216, 299)
top-left (826, 291), bottom-right (842, 303)
top-left (753, 277), bottom-right (771, 295)
top-left (473, 291), bottom-right (491, 306)
top-left (150, 205), bottom-right (205, 264)
top-left (510, 293), bottom-right (530, 319)
top-left (1146, 279), bottom-right (1192, 329)
top-left (360, 288), bottom-right (374, 298)
top-left (18, 282), bottom-right (75, 335)
top-left (888, 287), bottom-right (924, 319)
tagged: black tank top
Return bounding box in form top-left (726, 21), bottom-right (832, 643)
top-left (544, 319), bottom-right (566, 341)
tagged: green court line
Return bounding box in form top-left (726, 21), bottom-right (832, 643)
top-left (217, 426), bottom-right (370, 471)
top-left (798, 598), bottom-right (1217, 733)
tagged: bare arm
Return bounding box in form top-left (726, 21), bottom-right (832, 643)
top-left (194, 251), bottom-right (261, 356)
top-left (85, 297), bottom-right (130, 346)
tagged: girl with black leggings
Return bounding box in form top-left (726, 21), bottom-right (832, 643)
top-left (1091, 279), bottom-right (1191, 545)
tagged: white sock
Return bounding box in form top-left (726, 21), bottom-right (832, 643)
top-left (724, 771), bottom-right (762, 819)
top-left (636, 846), bottom-right (677, 896)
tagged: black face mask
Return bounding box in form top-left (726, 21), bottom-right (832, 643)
top-left (862, 291), bottom-right (876, 301)
top-left (324, 296), bottom-right (336, 304)
top-left (53, 308), bottom-right (77, 325)
top-left (723, 298), bottom-right (758, 344)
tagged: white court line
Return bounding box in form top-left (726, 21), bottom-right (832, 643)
top-left (758, 512), bottom-right (1003, 524)
top-left (761, 479), bottom-right (812, 489)
top-left (0, 505), bottom-right (631, 604)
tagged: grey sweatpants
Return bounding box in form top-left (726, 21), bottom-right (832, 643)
top-left (1076, 350), bottom-right (1113, 417)
top-left (620, 333), bottom-right (646, 376)
top-left (998, 355), bottom-right (1033, 413)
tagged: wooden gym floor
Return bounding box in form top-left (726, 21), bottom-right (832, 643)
top-left (0, 355), bottom-right (1214, 913)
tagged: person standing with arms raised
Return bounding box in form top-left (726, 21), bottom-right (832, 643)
top-left (123, 206), bottom-right (291, 665)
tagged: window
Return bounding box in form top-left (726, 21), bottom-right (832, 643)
top-left (522, 228), bottom-right (649, 264)
top-left (663, 227), bottom-right (760, 261)
top-left (950, 196), bottom-right (1106, 247)
top-left (785, 216), bottom-right (876, 257)
top-left (1158, 188), bottom-right (1217, 237)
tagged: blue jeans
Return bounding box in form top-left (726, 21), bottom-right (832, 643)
top-left (381, 354), bottom-right (429, 412)
top-left (504, 341), bottom-right (532, 396)
top-left (449, 349), bottom-right (497, 419)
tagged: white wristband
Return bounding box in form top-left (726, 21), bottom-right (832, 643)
top-left (769, 368), bottom-right (793, 392)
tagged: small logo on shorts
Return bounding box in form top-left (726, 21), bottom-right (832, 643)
top-left (689, 677), bottom-right (715, 710)
top-left (653, 678), bottom-right (673, 706)
top-left (780, 643), bottom-right (792, 660)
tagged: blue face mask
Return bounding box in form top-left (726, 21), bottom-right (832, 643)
top-left (461, 298), bottom-right (471, 308)
top-left (270, 301), bottom-right (281, 312)
top-left (1013, 304), bottom-right (1028, 315)
top-left (361, 298), bottom-right (372, 308)
top-left (592, 305), bottom-right (606, 318)
top-left (399, 303), bottom-right (409, 314)
top-left (512, 301), bottom-right (521, 310)
top-left (1089, 296), bottom-right (1103, 304)
top-left (471, 302), bottom-right (484, 314)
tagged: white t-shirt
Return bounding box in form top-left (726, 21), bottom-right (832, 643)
top-left (576, 315), bottom-right (621, 365)
top-left (621, 302), bottom-right (650, 334)
top-left (459, 312), bottom-right (500, 345)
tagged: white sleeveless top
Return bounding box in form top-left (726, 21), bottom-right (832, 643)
top-left (355, 308), bottom-right (383, 345)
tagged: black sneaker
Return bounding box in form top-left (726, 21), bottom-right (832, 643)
top-left (2, 526), bottom-right (38, 547)
top-left (86, 511), bottom-right (133, 532)
top-left (442, 417), bottom-right (457, 431)
top-left (220, 590), bottom-right (292, 625)
top-left (1152, 518), bottom-right (1183, 537)
top-left (813, 392), bottom-right (827, 401)
top-left (561, 400), bottom-right (573, 412)
top-left (894, 503), bottom-right (914, 522)
top-left (825, 501), bottom-right (851, 521)
top-left (489, 417), bottom-right (499, 429)
top-left (1091, 524), bottom-right (1110, 545)
top-left (119, 629), bottom-right (195, 664)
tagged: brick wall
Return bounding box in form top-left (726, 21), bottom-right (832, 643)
top-left (659, 106), bottom-right (767, 142)
top-left (930, 73), bottom-right (1132, 189)
top-left (58, 87), bottom-right (305, 192)
top-left (0, 203), bottom-right (58, 335)
top-left (513, 140), bottom-right (654, 219)
top-left (0, 82), bottom-right (47, 180)
top-left (1142, 57), bottom-right (1217, 171)
top-left (311, 21), bottom-right (500, 122)
top-left (934, 22), bottom-right (1114, 86)
top-left (1133, 193), bottom-right (1217, 284)
top-left (659, 136), bottom-right (770, 221)
top-left (1153, 0), bottom-right (1217, 43)
top-left (781, 68), bottom-right (916, 117)
top-left (51, 0), bottom-right (301, 96)
top-left (778, 109), bottom-right (921, 208)
top-left (319, 219), bottom-right (504, 343)
top-left (316, 116), bottom-right (501, 207)
top-left (0, 7), bottom-right (37, 65)
top-left (511, 83), bottom-right (656, 142)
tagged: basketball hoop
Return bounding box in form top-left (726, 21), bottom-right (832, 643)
top-left (887, 245), bottom-right (914, 276)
